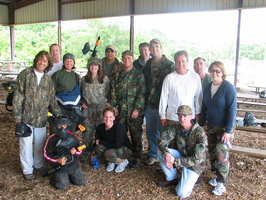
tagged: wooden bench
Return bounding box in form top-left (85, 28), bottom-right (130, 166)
top-left (231, 145), bottom-right (266, 158)
top-left (237, 108), bottom-right (266, 114)
top-left (237, 100), bottom-right (266, 107)
top-left (236, 126), bottom-right (266, 134)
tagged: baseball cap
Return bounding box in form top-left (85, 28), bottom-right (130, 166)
top-left (150, 38), bottom-right (161, 46)
top-left (176, 105), bottom-right (192, 116)
top-left (106, 45), bottom-right (116, 52)
top-left (122, 50), bottom-right (133, 58)
top-left (87, 57), bottom-right (102, 66)
top-left (63, 53), bottom-right (75, 62)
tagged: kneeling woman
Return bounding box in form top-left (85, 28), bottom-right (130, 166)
top-left (95, 106), bottom-right (132, 173)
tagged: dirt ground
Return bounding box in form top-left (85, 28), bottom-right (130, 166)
top-left (0, 88), bottom-right (265, 200)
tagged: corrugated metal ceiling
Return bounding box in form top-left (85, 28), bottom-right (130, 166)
top-left (0, 0), bottom-right (266, 25)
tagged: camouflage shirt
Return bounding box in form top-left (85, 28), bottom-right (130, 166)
top-left (143, 55), bottom-right (175, 109)
top-left (158, 122), bottom-right (208, 174)
top-left (80, 75), bottom-right (110, 105)
top-left (13, 67), bottom-right (60, 127)
top-left (110, 67), bottom-right (146, 117)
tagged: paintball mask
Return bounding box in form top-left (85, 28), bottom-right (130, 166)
top-left (15, 121), bottom-right (32, 137)
top-left (55, 116), bottom-right (72, 139)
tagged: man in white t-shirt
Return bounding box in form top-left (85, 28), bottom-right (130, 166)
top-left (159, 50), bottom-right (202, 127)
top-left (47, 44), bottom-right (63, 76)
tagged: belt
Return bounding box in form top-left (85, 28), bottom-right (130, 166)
top-left (86, 104), bottom-right (106, 109)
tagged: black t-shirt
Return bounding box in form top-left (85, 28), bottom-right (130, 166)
top-left (95, 122), bottom-right (132, 150)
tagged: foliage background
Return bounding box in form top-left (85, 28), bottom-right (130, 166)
top-left (0, 9), bottom-right (266, 86)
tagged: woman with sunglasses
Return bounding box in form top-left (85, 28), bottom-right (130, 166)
top-left (199, 61), bottom-right (237, 196)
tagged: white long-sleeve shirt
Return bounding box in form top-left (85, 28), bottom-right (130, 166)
top-left (159, 70), bottom-right (203, 121)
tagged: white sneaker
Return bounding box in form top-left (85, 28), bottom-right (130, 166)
top-left (212, 182), bottom-right (226, 196)
top-left (106, 162), bottom-right (115, 172)
top-left (115, 159), bottom-right (129, 173)
top-left (208, 175), bottom-right (218, 186)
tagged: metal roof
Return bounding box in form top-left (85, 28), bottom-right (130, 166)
top-left (1, 0), bottom-right (266, 26)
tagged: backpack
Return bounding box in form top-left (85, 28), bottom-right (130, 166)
top-left (243, 112), bottom-right (256, 126)
top-left (259, 90), bottom-right (266, 98)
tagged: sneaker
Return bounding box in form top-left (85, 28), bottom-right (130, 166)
top-left (24, 173), bottom-right (36, 180)
top-left (130, 159), bottom-right (140, 170)
top-left (145, 157), bottom-right (158, 165)
top-left (212, 182), bottom-right (226, 196)
top-left (115, 159), bottom-right (129, 173)
top-left (106, 162), bottom-right (115, 172)
top-left (208, 175), bottom-right (218, 186)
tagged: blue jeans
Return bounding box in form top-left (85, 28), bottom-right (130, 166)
top-left (158, 149), bottom-right (199, 198)
top-left (145, 107), bottom-right (164, 158)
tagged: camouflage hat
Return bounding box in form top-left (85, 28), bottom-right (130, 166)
top-left (87, 57), bottom-right (102, 67)
top-left (63, 53), bottom-right (75, 62)
top-left (106, 45), bottom-right (116, 52)
top-left (150, 38), bottom-right (161, 46)
top-left (122, 50), bottom-right (133, 58)
top-left (176, 105), bottom-right (192, 116)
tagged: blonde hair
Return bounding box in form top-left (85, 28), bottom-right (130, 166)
top-left (208, 61), bottom-right (227, 80)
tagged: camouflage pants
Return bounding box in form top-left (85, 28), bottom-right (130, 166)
top-left (118, 116), bottom-right (144, 159)
top-left (81, 108), bottom-right (103, 152)
top-left (206, 125), bottom-right (234, 183)
top-left (95, 144), bottom-right (132, 163)
top-left (53, 167), bottom-right (87, 190)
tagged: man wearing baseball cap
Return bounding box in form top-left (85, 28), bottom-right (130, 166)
top-left (157, 105), bottom-right (207, 198)
top-left (143, 38), bottom-right (175, 165)
top-left (101, 45), bottom-right (122, 79)
top-left (110, 50), bottom-right (146, 170)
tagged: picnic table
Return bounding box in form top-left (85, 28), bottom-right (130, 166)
top-left (248, 85), bottom-right (266, 94)
top-left (0, 60), bottom-right (31, 80)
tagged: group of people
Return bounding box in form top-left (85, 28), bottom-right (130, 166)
top-left (12, 38), bottom-right (237, 197)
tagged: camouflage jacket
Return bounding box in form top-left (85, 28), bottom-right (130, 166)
top-left (143, 55), bottom-right (175, 109)
top-left (101, 57), bottom-right (122, 81)
top-left (13, 67), bottom-right (60, 127)
top-left (110, 67), bottom-right (146, 117)
top-left (158, 122), bottom-right (208, 174)
top-left (80, 75), bottom-right (110, 105)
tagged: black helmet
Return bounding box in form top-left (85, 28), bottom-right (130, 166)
top-left (55, 116), bottom-right (72, 125)
top-left (55, 116), bottom-right (71, 139)
top-left (15, 121), bottom-right (32, 137)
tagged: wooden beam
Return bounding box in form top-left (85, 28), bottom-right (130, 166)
top-left (231, 145), bottom-right (266, 158)
top-left (61, 0), bottom-right (96, 5)
top-left (10, 0), bottom-right (44, 10)
top-left (236, 126), bottom-right (266, 134)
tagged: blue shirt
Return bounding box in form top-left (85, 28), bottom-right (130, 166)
top-left (199, 80), bottom-right (237, 133)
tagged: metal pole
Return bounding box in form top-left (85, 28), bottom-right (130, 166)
top-left (129, 0), bottom-right (135, 52)
top-left (234, 9), bottom-right (242, 87)
top-left (10, 26), bottom-right (15, 60)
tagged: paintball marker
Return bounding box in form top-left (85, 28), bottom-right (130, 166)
top-left (47, 111), bottom-right (86, 132)
top-left (2, 82), bottom-right (15, 112)
top-left (82, 36), bottom-right (101, 57)
top-left (42, 144), bottom-right (86, 177)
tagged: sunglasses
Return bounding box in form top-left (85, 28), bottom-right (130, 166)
top-left (210, 69), bottom-right (222, 73)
